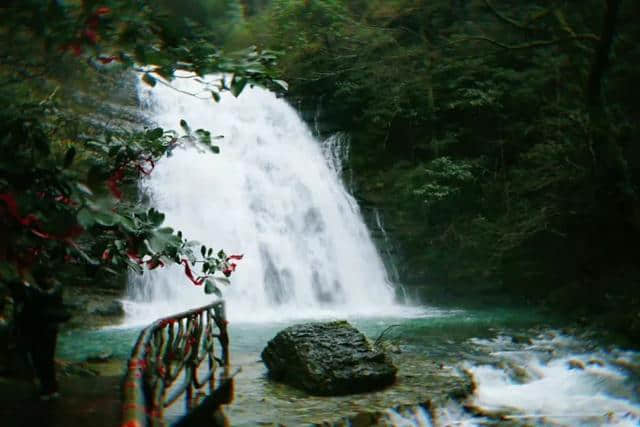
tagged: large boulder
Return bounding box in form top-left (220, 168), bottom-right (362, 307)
top-left (261, 321), bottom-right (397, 395)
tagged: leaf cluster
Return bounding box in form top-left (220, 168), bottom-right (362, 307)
top-left (0, 1), bottom-right (272, 295)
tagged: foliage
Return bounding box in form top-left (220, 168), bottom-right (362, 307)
top-left (243, 0), bottom-right (640, 319)
top-left (0, 1), bottom-right (278, 295)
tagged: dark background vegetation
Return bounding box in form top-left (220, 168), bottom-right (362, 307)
top-left (228, 0), bottom-right (640, 339)
top-left (2, 1), bottom-right (638, 341)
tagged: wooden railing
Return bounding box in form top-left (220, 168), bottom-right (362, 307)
top-left (121, 300), bottom-right (231, 427)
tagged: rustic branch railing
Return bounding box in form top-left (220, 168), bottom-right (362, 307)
top-left (121, 300), bottom-right (230, 427)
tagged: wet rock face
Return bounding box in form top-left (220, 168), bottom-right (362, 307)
top-left (261, 321), bottom-right (397, 395)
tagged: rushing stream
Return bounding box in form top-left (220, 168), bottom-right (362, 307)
top-left (59, 74), bottom-right (640, 426)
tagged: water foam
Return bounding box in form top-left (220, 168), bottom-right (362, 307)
top-left (463, 332), bottom-right (640, 426)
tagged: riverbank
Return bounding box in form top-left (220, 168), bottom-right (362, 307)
top-left (0, 361), bottom-right (123, 427)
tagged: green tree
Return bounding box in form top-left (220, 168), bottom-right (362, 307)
top-left (241, 0), bottom-right (640, 331)
top-left (0, 1), bottom-right (279, 296)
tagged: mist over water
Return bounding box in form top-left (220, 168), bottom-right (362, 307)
top-left (124, 74), bottom-right (417, 324)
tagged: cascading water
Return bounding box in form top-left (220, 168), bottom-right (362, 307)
top-left (124, 74), bottom-right (414, 324)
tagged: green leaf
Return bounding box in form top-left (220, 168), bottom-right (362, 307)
top-left (147, 127), bottom-right (164, 139)
top-left (77, 209), bottom-right (95, 228)
top-left (93, 211), bottom-right (118, 227)
top-left (147, 208), bottom-right (165, 227)
top-left (195, 129), bottom-right (211, 145)
top-left (201, 245), bottom-right (206, 257)
top-left (180, 119), bottom-right (190, 133)
top-left (211, 91), bottom-right (220, 102)
top-left (273, 80), bottom-right (289, 91)
top-left (230, 77), bottom-right (248, 97)
top-left (75, 183), bottom-right (93, 196)
top-left (85, 140), bottom-right (109, 154)
top-left (204, 279), bottom-right (222, 297)
top-left (142, 73), bottom-right (156, 87)
top-left (147, 227), bottom-right (181, 252)
top-left (210, 145), bottom-right (220, 154)
top-left (118, 217), bottom-right (137, 233)
top-left (71, 244), bottom-right (99, 266)
top-left (0, 261), bottom-right (19, 282)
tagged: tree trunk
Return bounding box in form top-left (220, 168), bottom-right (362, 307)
top-left (586, 0), bottom-right (621, 107)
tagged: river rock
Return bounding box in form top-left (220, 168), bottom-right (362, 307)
top-left (261, 321), bottom-right (397, 395)
top-left (314, 401), bottom-right (435, 427)
top-left (89, 300), bottom-right (125, 317)
top-left (567, 359), bottom-right (585, 370)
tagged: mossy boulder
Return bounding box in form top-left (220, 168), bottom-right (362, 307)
top-left (261, 321), bottom-right (397, 395)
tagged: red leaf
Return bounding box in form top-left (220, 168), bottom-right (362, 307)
top-left (70, 43), bottom-right (83, 57)
top-left (146, 259), bottom-right (164, 270)
top-left (84, 29), bottom-right (98, 44)
top-left (21, 214), bottom-right (39, 227)
top-left (0, 193), bottom-right (20, 219)
top-left (181, 259), bottom-right (205, 286)
top-left (127, 250), bottom-right (142, 264)
top-left (96, 7), bottom-right (111, 16)
top-left (31, 229), bottom-right (53, 239)
top-left (101, 249), bottom-right (111, 261)
top-left (226, 254), bottom-right (244, 261)
top-left (54, 195), bottom-right (77, 206)
top-left (107, 168), bottom-right (125, 199)
top-left (222, 263), bottom-right (237, 277)
top-left (97, 55), bottom-right (117, 64)
top-left (87, 16), bottom-right (100, 30)
top-left (136, 157), bottom-right (155, 176)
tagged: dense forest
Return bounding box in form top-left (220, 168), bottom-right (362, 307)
top-left (229, 0), bottom-right (640, 337)
top-left (2, 1), bottom-right (639, 341)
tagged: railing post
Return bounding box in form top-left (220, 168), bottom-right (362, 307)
top-left (121, 300), bottom-right (231, 427)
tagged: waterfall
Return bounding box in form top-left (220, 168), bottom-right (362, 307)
top-left (124, 74), bottom-right (413, 323)
top-left (373, 209), bottom-right (408, 303)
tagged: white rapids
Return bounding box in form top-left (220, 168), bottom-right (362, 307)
top-left (387, 332), bottom-right (640, 427)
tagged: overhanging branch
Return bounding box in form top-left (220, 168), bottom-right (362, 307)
top-left (449, 34), bottom-right (599, 50)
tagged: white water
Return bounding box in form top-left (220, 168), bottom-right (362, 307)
top-left (433, 332), bottom-right (640, 427)
top-left (369, 331), bottom-right (640, 427)
top-left (462, 333), bottom-right (640, 426)
top-left (124, 74), bottom-right (418, 324)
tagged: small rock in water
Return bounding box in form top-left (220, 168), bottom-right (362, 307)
top-left (587, 359), bottom-right (605, 367)
top-left (567, 359), bottom-right (585, 370)
top-left (510, 334), bottom-right (533, 345)
top-left (90, 300), bottom-right (125, 317)
top-left (86, 352), bottom-right (113, 363)
top-left (261, 321), bottom-right (397, 395)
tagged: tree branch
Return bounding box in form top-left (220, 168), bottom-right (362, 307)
top-left (587, 0), bottom-right (621, 107)
top-left (374, 324), bottom-right (401, 346)
top-left (449, 34), bottom-right (599, 50)
top-left (553, 9), bottom-right (591, 52)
